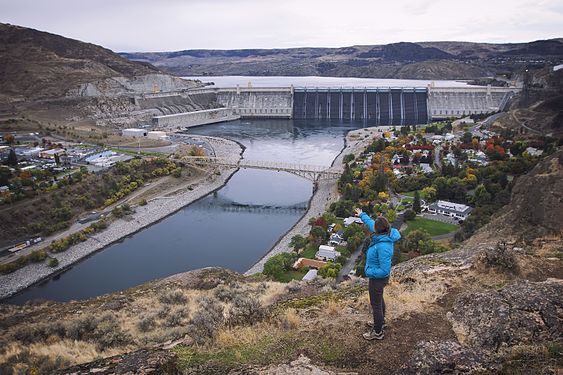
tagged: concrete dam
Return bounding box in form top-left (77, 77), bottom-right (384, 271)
top-left (149, 85), bottom-right (519, 129)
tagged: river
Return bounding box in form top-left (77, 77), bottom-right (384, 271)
top-left (7, 119), bottom-right (364, 304)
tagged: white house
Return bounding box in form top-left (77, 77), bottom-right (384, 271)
top-left (329, 232), bottom-right (344, 246)
top-left (427, 200), bottom-right (473, 221)
top-left (525, 147), bottom-right (543, 157)
top-left (419, 163), bottom-right (433, 173)
top-left (122, 128), bottom-right (147, 138)
top-left (315, 245), bottom-right (341, 261)
top-left (445, 153), bottom-right (457, 166)
top-left (343, 217), bottom-right (363, 227)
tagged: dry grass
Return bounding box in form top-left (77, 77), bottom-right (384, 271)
top-left (324, 299), bottom-right (341, 316)
top-left (258, 282), bottom-right (287, 305)
top-left (216, 324), bottom-right (267, 348)
top-left (383, 278), bottom-right (449, 320)
top-left (282, 308), bottom-right (301, 329)
top-left (0, 340), bottom-right (124, 367)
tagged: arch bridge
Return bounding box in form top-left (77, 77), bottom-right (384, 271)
top-left (181, 156), bottom-right (343, 181)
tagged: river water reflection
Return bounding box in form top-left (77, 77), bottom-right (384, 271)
top-left (8, 119), bottom-right (364, 303)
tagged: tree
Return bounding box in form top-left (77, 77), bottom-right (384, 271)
top-left (343, 154), bottom-right (355, 164)
top-left (421, 186), bottom-right (437, 202)
top-left (403, 209), bottom-right (416, 221)
top-left (461, 131), bottom-right (472, 144)
top-left (510, 141), bottom-right (526, 156)
top-left (413, 190), bottom-right (422, 213)
top-left (310, 226), bottom-right (327, 244)
top-left (318, 262), bottom-right (342, 278)
top-left (263, 253), bottom-right (297, 281)
top-left (372, 171), bottom-right (388, 193)
top-left (6, 149), bottom-right (17, 166)
top-left (330, 200), bottom-right (354, 217)
top-left (289, 235), bottom-right (307, 251)
top-left (0, 167), bottom-right (12, 185)
top-left (474, 184), bottom-right (492, 206)
top-left (386, 209), bottom-right (397, 224)
top-left (3, 133), bottom-right (15, 144)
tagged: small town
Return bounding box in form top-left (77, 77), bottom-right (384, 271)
top-left (259, 116), bottom-right (553, 283)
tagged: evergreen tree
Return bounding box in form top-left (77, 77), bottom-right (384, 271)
top-left (6, 149), bottom-right (17, 166)
top-left (413, 190), bottom-right (422, 213)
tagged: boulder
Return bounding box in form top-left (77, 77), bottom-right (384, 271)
top-left (447, 279), bottom-right (562, 350)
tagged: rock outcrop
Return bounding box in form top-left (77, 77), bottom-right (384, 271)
top-left (57, 349), bottom-right (179, 375)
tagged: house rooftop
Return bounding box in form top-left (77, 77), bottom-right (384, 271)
top-left (430, 200), bottom-right (473, 215)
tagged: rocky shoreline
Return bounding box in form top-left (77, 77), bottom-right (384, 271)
top-left (0, 136), bottom-right (243, 301)
top-left (245, 126), bottom-right (384, 275)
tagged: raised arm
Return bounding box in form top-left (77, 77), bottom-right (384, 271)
top-left (359, 212), bottom-right (375, 233)
top-left (389, 228), bottom-right (401, 242)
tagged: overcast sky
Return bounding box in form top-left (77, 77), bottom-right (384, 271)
top-left (1, 0), bottom-right (562, 52)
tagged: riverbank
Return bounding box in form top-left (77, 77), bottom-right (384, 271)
top-left (244, 126), bottom-right (384, 275)
top-left (0, 136), bottom-right (243, 301)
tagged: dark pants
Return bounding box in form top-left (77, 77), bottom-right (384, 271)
top-left (368, 277), bottom-right (389, 333)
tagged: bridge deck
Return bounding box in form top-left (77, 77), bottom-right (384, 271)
top-left (182, 156), bottom-right (343, 181)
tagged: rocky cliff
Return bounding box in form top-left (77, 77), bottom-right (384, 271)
top-left (0, 151), bottom-right (560, 374)
top-left (0, 23), bottom-right (198, 102)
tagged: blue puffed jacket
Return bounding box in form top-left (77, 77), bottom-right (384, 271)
top-left (359, 212), bottom-right (401, 279)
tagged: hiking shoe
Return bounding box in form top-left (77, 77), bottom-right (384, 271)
top-left (363, 329), bottom-right (384, 341)
top-left (366, 321), bottom-right (387, 330)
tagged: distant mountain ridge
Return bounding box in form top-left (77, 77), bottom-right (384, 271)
top-left (120, 39), bottom-right (563, 80)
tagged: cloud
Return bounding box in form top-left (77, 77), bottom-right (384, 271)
top-left (0, 0), bottom-right (561, 51)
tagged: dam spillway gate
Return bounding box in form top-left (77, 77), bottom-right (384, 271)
top-left (292, 88), bottom-right (428, 125)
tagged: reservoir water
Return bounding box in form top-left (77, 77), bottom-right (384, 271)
top-left (184, 75), bottom-right (478, 88)
top-left (8, 119), bottom-right (364, 304)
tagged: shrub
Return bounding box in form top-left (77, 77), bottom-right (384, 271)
top-left (159, 289), bottom-right (188, 305)
top-left (476, 241), bottom-right (519, 274)
top-left (214, 284), bottom-right (239, 302)
top-left (164, 307), bottom-right (189, 327)
top-left (227, 295), bottom-right (266, 327)
top-left (157, 305), bottom-right (171, 319)
top-left (47, 257), bottom-right (59, 267)
top-left (139, 199), bottom-right (148, 206)
top-left (93, 319), bottom-right (131, 351)
top-left (186, 297), bottom-right (224, 345)
top-left (137, 315), bottom-right (157, 332)
top-left (64, 314), bottom-right (98, 341)
top-left (286, 280), bottom-right (302, 293)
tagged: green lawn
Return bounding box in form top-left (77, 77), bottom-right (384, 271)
top-left (300, 245), bottom-right (317, 259)
top-left (401, 191), bottom-right (417, 198)
top-left (403, 217), bottom-right (458, 237)
top-left (277, 269), bottom-right (308, 282)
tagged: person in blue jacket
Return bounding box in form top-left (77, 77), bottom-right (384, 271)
top-left (355, 207), bottom-right (401, 340)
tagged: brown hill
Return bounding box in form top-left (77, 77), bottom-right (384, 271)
top-left (0, 23), bottom-right (162, 100)
top-left (121, 39), bottom-right (563, 80)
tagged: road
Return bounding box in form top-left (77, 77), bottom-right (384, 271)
top-left (434, 145), bottom-right (442, 169)
top-left (337, 239), bottom-right (366, 282)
